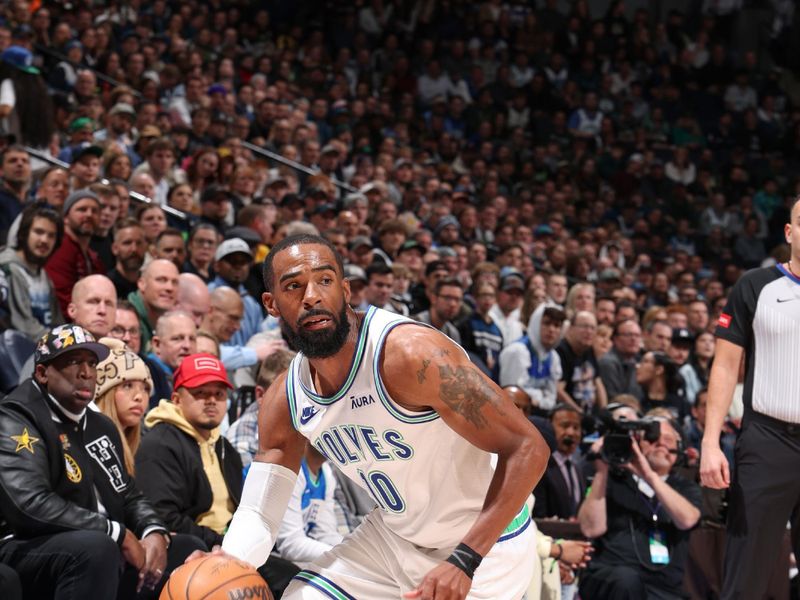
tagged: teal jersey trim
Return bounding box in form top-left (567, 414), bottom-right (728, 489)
top-left (293, 570), bottom-right (357, 600)
top-left (298, 306), bottom-right (377, 405)
top-left (373, 320), bottom-right (439, 424)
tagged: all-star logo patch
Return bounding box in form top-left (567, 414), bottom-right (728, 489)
top-left (11, 428), bottom-right (39, 454)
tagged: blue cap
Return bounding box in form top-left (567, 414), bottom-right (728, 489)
top-left (1, 46), bottom-right (38, 75)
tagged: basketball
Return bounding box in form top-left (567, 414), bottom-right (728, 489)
top-left (160, 555), bottom-right (273, 600)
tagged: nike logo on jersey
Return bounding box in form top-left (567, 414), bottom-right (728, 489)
top-left (777, 297), bottom-right (797, 303)
top-left (299, 406), bottom-right (319, 425)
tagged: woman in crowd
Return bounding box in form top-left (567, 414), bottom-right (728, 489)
top-left (183, 222), bottom-right (219, 282)
top-left (137, 203), bottom-right (168, 247)
top-left (34, 167), bottom-right (69, 211)
top-left (679, 331), bottom-right (715, 405)
top-left (186, 147), bottom-right (220, 202)
top-left (166, 183), bottom-right (198, 232)
top-left (103, 151), bottom-right (132, 181)
top-left (636, 351), bottom-right (689, 421)
top-left (94, 338), bottom-right (153, 475)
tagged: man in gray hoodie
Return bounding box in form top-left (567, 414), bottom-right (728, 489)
top-left (0, 203), bottom-right (63, 339)
top-left (498, 303), bottom-right (566, 412)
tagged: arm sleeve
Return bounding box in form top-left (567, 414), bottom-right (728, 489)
top-left (0, 413), bottom-right (125, 544)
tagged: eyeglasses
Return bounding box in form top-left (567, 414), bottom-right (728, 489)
top-left (193, 238), bottom-right (217, 247)
top-left (110, 325), bottom-right (140, 337)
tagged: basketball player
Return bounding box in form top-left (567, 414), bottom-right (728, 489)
top-left (194, 234), bottom-right (550, 599)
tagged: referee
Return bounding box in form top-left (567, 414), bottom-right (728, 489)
top-left (700, 197), bottom-right (800, 599)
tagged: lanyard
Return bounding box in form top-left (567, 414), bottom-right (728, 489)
top-left (638, 490), bottom-right (661, 524)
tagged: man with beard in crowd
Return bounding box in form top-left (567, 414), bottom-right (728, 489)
top-left (188, 234), bottom-right (550, 600)
top-left (108, 218), bottom-right (148, 299)
top-left (45, 189), bottom-right (105, 316)
top-left (0, 203), bottom-right (63, 339)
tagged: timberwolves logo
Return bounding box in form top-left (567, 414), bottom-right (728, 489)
top-left (64, 453), bottom-right (82, 483)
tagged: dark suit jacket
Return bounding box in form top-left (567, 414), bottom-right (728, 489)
top-left (533, 453), bottom-right (586, 519)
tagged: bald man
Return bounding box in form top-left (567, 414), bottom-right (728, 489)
top-left (67, 274), bottom-right (117, 338)
top-left (146, 310), bottom-right (197, 406)
top-left (203, 287), bottom-right (278, 372)
top-left (176, 273), bottom-right (211, 327)
top-left (127, 259), bottom-right (179, 352)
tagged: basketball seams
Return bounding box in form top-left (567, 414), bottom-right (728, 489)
top-left (184, 555), bottom-right (213, 599)
top-left (197, 571), bottom-right (267, 600)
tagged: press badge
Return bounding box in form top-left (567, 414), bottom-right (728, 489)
top-left (649, 530), bottom-right (670, 565)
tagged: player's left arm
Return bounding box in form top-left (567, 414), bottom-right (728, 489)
top-left (383, 327), bottom-right (550, 597)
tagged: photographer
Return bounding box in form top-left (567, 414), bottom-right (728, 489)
top-left (578, 418), bottom-right (701, 600)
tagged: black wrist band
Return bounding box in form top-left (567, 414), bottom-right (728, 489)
top-left (553, 543), bottom-right (563, 560)
top-left (446, 543), bottom-right (483, 579)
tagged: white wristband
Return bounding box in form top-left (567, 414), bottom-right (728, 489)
top-left (222, 461), bottom-right (297, 568)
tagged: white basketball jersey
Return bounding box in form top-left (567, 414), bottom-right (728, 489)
top-left (286, 306), bottom-right (497, 549)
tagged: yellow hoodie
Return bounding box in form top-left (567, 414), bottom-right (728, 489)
top-left (145, 400), bottom-right (234, 534)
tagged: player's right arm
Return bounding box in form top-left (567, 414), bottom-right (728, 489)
top-left (218, 371), bottom-right (307, 567)
top-left (700, 338), bottom-right (742, 489)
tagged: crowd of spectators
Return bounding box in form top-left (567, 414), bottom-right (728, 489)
top-left (0, 0), bottom-right (798, 597)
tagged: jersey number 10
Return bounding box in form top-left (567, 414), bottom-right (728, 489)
top-left (357, 468), bottom-right (406, 513)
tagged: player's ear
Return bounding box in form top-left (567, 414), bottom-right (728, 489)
top-left (262, 291), bottom-right (280, 318)
top-left (341, 276), bottom-right (351, 305)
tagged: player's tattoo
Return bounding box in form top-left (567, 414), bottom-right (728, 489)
top-left (417, 359), bottom-right (431, 383)
top-left (437, 364), bottom-right (504, 428)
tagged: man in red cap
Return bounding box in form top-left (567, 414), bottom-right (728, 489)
top-left (135, 353), bottom-right (299, 596)
top-left (135, 352), bottom-right (238, 550)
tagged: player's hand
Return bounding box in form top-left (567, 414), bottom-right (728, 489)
top-left (559, 540), bottom-right (593, 569)
top-left (589, 438), bottom-right (608, 473)
top-left (624, 438), bottom-right (655, 482)
top-left (404, 562), bottom-right (471, 600)
top-left (184, 544), bottom-right (227, 564)
top-left (138, 533), bottom-right (168, 592)
top-left (121, 529), bottom-right (146, 571)
top-left (255, 339), bottom-right (288, 361)
top-left (699, 443), bottom-right (730, 489)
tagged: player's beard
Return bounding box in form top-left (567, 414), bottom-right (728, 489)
top-left (281, 302), bottom-right (351, 358)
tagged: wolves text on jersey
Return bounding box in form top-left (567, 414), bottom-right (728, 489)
top-left (312, 424), bottom-right (414, 467)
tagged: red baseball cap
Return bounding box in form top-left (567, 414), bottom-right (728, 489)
top-left (173, 353), bottom-right (233, 390)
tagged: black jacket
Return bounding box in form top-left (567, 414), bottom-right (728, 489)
top-left (533, 454), bottom-right (587, 520)
top-left (135, 421), bottom-right (243, 548)
top-left (0, 379), bottom-right (167, 544)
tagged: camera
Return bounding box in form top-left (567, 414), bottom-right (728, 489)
top-left (585, 412), bottom-right (662, 466)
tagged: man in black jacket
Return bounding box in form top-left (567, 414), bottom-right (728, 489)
top-left (136, 352), bottom-right (242, 549)
top-left (0, 324), bottom-right (189, 600)
top-left (136, 352), bottom-right (299, 596)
